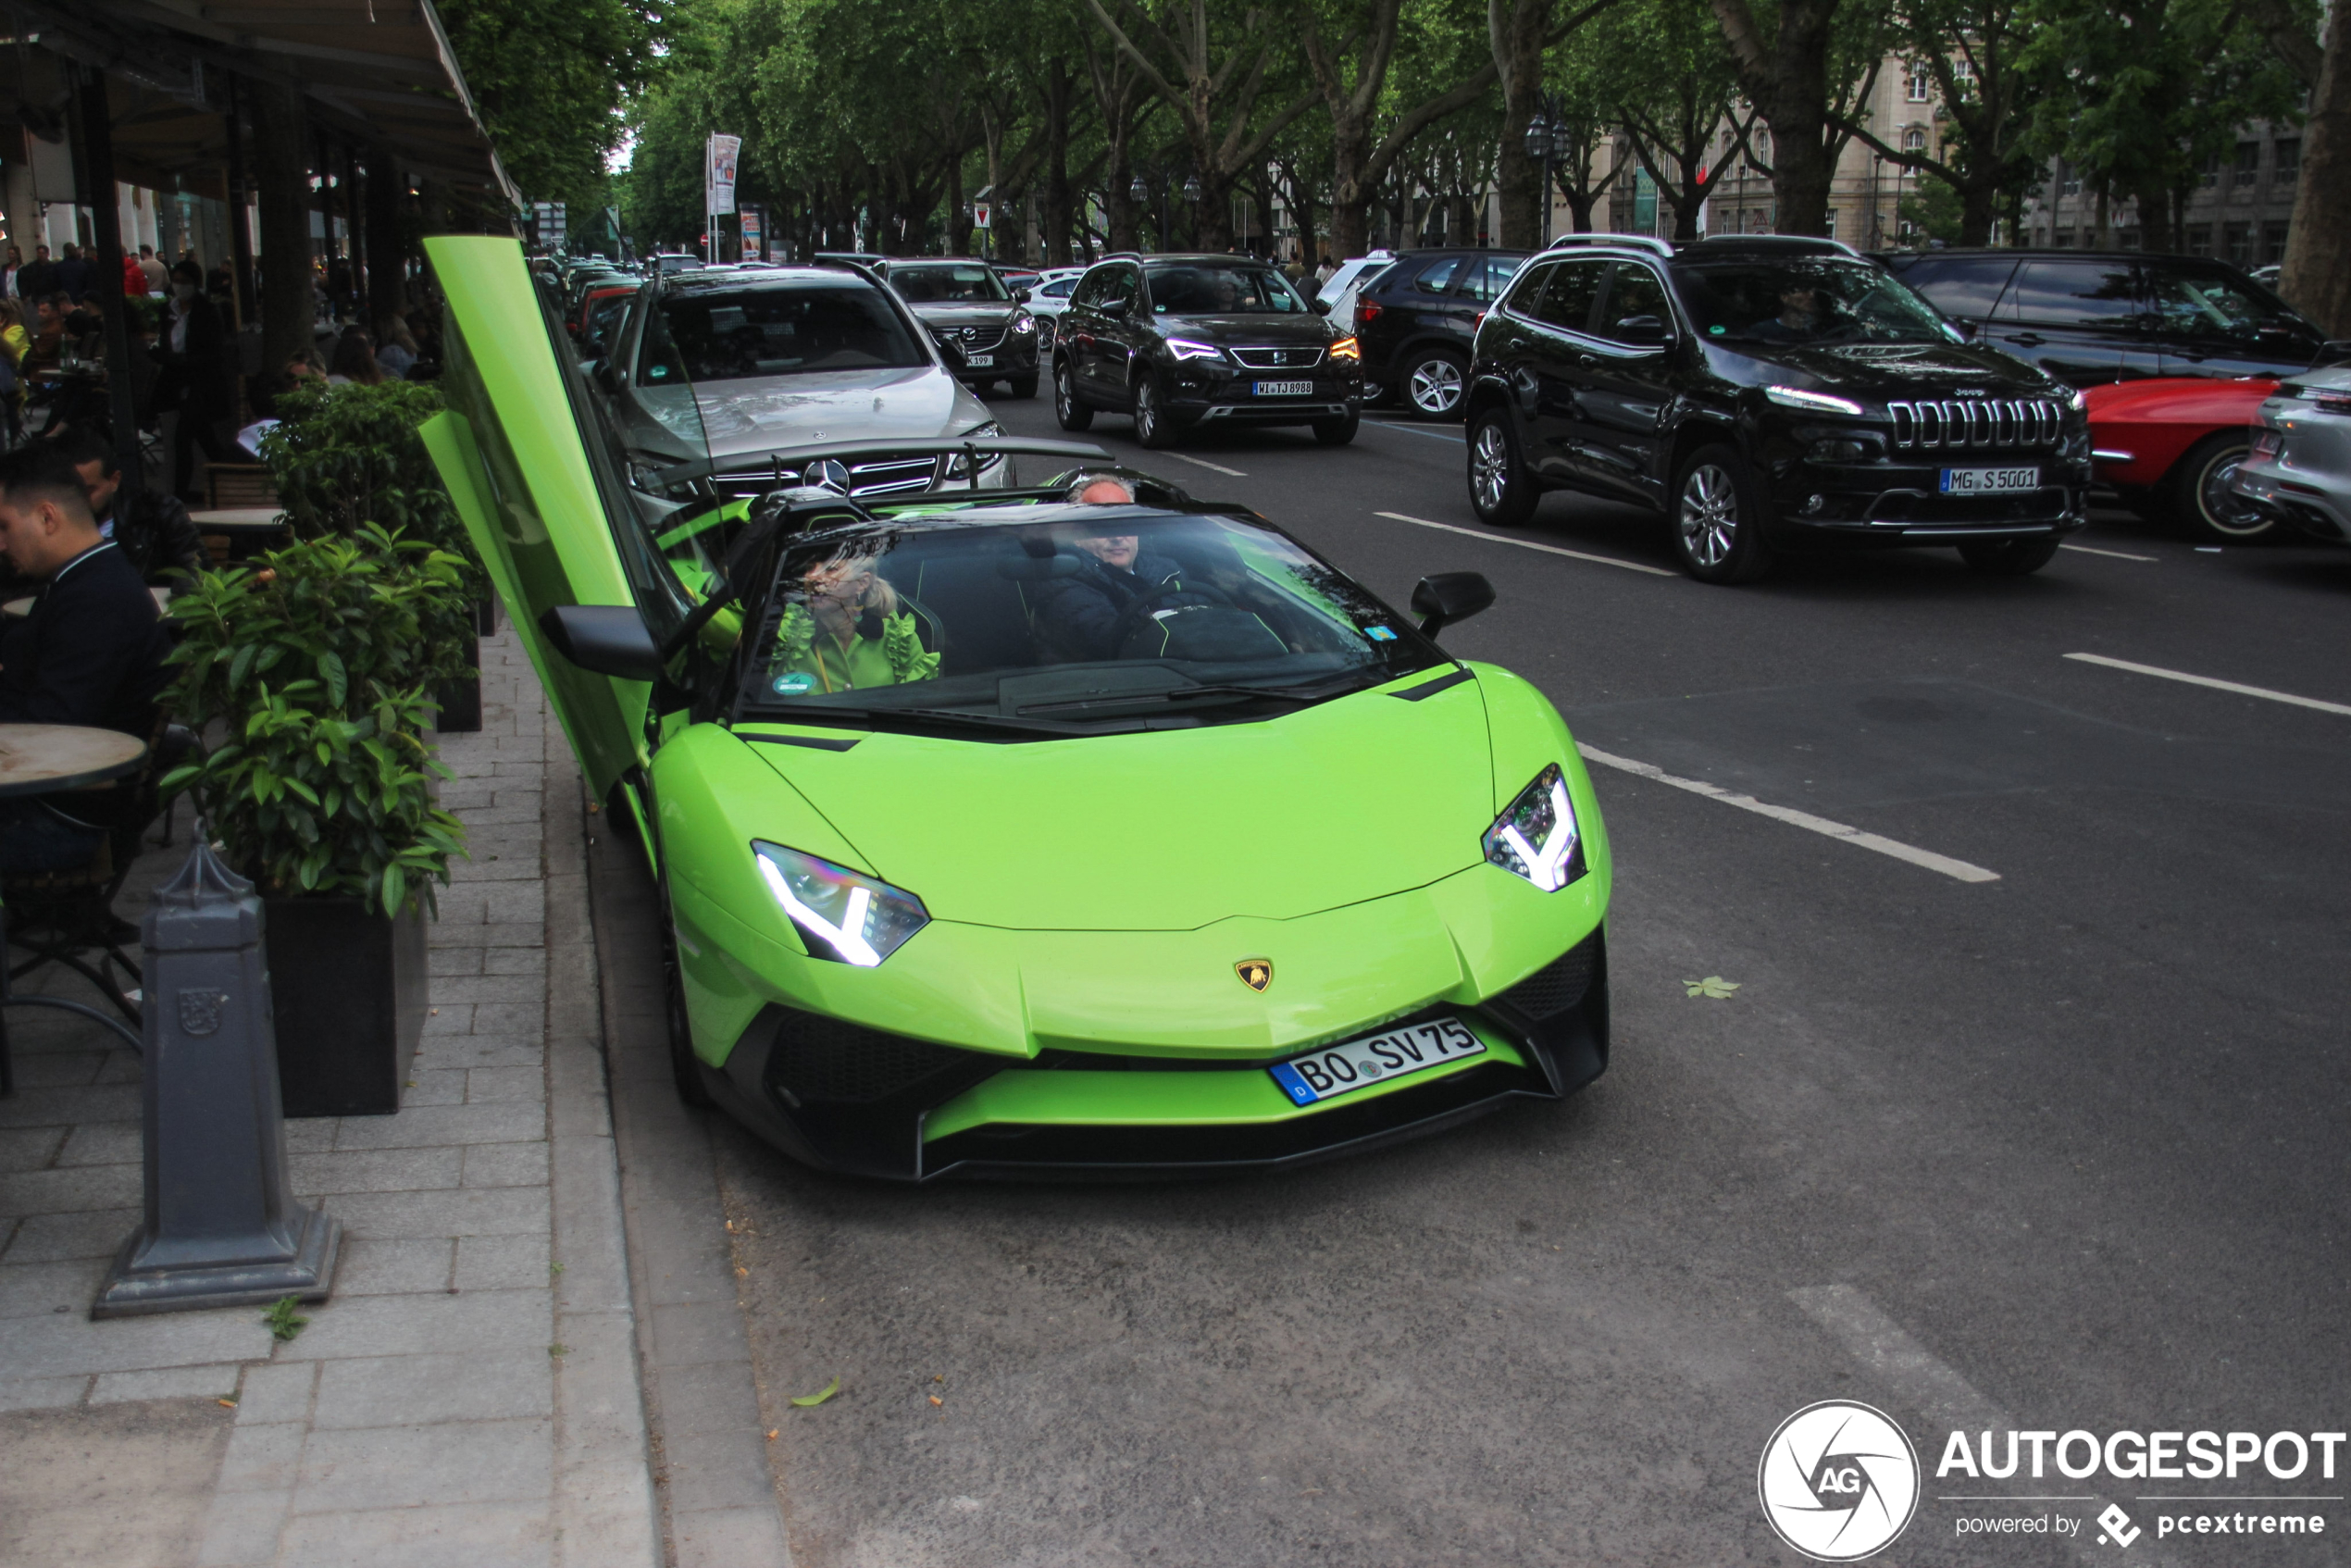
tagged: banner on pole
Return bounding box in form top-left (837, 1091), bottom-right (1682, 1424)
top-left (740, 208), bottom-right (765, 259)
top-left (706, 134), bottom-right (742, 217)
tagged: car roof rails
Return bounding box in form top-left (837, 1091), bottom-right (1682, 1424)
top-left (1545, 232), bottom-right (1675, 258)
top-left (1684, 233), bottom-right (1865, 260)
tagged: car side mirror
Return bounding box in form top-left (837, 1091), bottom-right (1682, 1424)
top-left (1101, 297), bottom-right (1130, 319)
top-left (1613, 315), bottom-right (1673, 347)
top-left (1412, 572), bottom-right (1496, 638)
top-left (1014, 286), bottom-right (1032, 303)
top-left (541, 604), bottom-right (665, 682)
top-left (1311, 298), bottom-right (1333, 317)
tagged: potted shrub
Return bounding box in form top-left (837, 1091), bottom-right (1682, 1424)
top-left (261, 380), bottom-right (490, 730)
top-left (160, 526), bottom-right (472, 1116)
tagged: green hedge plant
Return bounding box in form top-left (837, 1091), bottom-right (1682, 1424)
top-left (160, 527), bottom-right (471, 916)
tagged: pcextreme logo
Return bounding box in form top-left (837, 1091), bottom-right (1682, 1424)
top-left (1759, 1401), bottom-right (1922, 1562)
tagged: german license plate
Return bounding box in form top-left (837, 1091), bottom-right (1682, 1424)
top-left (1268, 1017), bottom-right (1486, 1106)
top-left (966, 354), bottom-right (995, 368)
top-left (1254, 379), bottom-right (1313, 397)
top-left (1940, 466), bottom-right (2038, 494)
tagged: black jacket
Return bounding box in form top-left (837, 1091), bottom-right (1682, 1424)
top-left (1030, 551), bottom-right (1182, 663)
top-left (156, 295), bottom-right (233, 421)
top-left (106, 491), bottom-right (209, 585)
top-left (14, 258), bottom-right (56, 301)
top-left (0, 541), bottom-right (171, 740)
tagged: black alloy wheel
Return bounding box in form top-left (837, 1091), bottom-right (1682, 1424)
top-left (1957, 536), bottom-right (2062, 575)
top-left (1404, 349), bottom-right (1469, 420)
top-left (1671, 444), bottom-right (1776, 583)
top-left (1133, 371), bottom-right (1176, 449)
top-left (1466, 407), bottom-right (1537, 527)
top-left (2166, 432), bottom-right (2277, 542)
top-left (1312, 409), bottom-right (1360, 445)
top-left (1054, 359), bottom-right (1093, 431)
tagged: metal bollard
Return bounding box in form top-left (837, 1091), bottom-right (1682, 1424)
top-left (93, 840), bottom-right (340, 1318)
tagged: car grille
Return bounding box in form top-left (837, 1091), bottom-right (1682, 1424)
top-left (1228, 345), bottom-right (1325, 370)
top-left (764, 1009), bottom-right (987, 1104)
top-left (1492, 935), bottom-right (1598, 1022)
top-left (1886, 398), bottom-right (2064, 451)
top-left (705, 454), bottom-right (940, 498)
top-left (937, 325), bottom-right (1008, 353)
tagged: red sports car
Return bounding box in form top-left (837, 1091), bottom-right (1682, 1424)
top-left (2087, 377), bottom-right (2279, 542)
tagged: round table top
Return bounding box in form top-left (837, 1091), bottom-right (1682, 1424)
top-left (189, 508), bottom-right (290, 530)
top-left (0, 723), bottom-right (147, 797)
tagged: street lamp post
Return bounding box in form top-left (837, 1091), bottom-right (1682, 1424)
top-left (1182, 172), bottom-right (1202, 248)
top-left (1524, 94), bottom-right (1565, 247)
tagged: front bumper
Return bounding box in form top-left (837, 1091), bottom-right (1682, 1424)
top-left (2232, 428), bottom-right (2351, 543)
top-left (1761, 456), bottom-right (2092, 544)
top-left (1166, 362), bottom-right (1363, 427)
top-left (700, 930), bottom-right (1610, 1180)
top-left (938, 334), bottom-right (1039, 382)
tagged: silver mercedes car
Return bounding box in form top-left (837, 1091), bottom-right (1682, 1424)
top-left (594, 262), bottom-right (1003, 500)
top-left (2233, 366), bottom-right (2351, 544)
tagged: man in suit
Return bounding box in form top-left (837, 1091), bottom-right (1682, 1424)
top-left (14, 244), bottom-right (56, 303)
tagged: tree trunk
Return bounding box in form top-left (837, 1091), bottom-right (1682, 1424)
top-left (248, 82), bottom-right (315, 377)
top-left (1958, 180), bottom-right (1996, 247)
top-left (1710, 0), bottom-right (1842, 235)
top-left (1330, 123), bottom-right (1373, 258)
top-left (2282, 0), bottom-right (2351, 335)
top-left (1489, 0), bottom-right (1553, 246)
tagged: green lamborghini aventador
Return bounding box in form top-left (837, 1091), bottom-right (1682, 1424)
top-left (420, 236), bottom-right (1612, 1179)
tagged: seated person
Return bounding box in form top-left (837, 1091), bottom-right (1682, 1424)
top-left (0, 446), bottom-right (174, 872)
top-left (1030, 519), bottom-right (1183, 664)
top-left (55, 428), bottom-right (208, 585)
top-left (768, 552), bottom-right (939, 694)
top-left (1746, 282), bottom-right (1826, 342)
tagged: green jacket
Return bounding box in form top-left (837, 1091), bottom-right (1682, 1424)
top-left (770, 604), bottom-right (939, 696)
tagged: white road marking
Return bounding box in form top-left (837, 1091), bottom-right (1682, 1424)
top-left (2064, 652), bottom-right (2351, 718)
top-left (1576, 744), bottom-right (2001, 883)
top-left (1160, 452), bottom-right (1247, 478)
top-left (2059, 542), bottom-right (2158, 562)
top-left (1790, 1285), bottom-right (2115, 1564)
top-left (1363, 420), bottom-right (1465, 442)
top-left (1375, 511), bottom-right (1679, 577)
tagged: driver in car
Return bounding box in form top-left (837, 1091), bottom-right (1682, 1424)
top-left (1031, 503), bottom-right (1184, 662)
top-left (768, 553), bottom-right (940, 695)
top-left (1747, 281), bottom-right (1825, 342)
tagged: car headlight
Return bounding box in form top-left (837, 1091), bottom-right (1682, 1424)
top-left (1165, 336), bottom-right (1224, 362)
top-left (1012, 313), bottom-right (1037, 334)
top-left (1765, 385), bottom-right (1865, 417)
top-left (752, 841), bottom-right (930, 966)
top-left (960, 420), bottom-right (1005, 440)
top-left (2063, 387), bottom-right (2087, 413)
top-left (1327, 335), bottom-right (1361, 361)
top-left (1482, 765), bottom-right (1583, 892)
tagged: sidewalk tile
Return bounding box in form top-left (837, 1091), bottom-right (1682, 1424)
top-left (0, 1257), bottom-right (105, 1316)
top-left (0, 1162), bottom-right (140, 1217)
top-left (292, 1146), bottom-right (465, 1195)
top-left (413, 1038), bottom-right (545, 1073)
top-left (330, 1103), bottom-right (544, 1151)
top-left (329, 1237), bottom-right (454, 1297)
top-left (292, 1417), bottom-right (554, 1510)
top-left (404, 1069), bottom-right (468, 1106)
top-left (463, 1141), bottom-right (551, 1188)
top-left (0, 1126), bottom-right (66, 1172)
top-left (55, 1122), bottom-right (141, 1166)
top-left (649, 1301), bottom-right (750, 1368)
top-left (0, 1373), bottom-right (90, 1410)
top-left (651, 1428), bottom-right (773, 1516)
top-left (234, 1362), bottom-right (318, 1426)
top-left (455, 1233), bottom-right (552, 1292)
top-left (671, 1506), bottom-right (790, 1568)
top-left (316, 1185), bottom-right (550, 1241)
top-left (312, 1348), bottom-right (554, 1427)
top-left (279, 1287), bottom-right (552, 1360)
top-left (272, 1500), bottom-right (554, 1568)
top-left (0, 1207), bottom-right (136, 1261)
top-left (0, 1083), bottom-right (140, 1128)
top-left (92, 1363), bottom-right (244, 1403)
top-left (648, 1359), bottom-right (764, 1437)
top-left (195, 1487), bottom-right (292, 1566)
top-left (466, 1065), bottom-right (546, 1103)
top-left (217, 1421), bottom-right (306, 1492)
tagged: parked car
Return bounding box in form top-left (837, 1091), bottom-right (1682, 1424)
top-left (992, 265), bottom-right (1043, 292)
top-left (1053, 253), bottom-right (1363, 448)
top-left (574, 281), bottom-right (641, 365)
top-left (1878, 249), bottom-right (2351, 386)
top-left (426, 231), bottom-right (1614, 1181)
top-left (2233, 367), bottom-right (2351, 544)
top-left (649, 254), bottom-right (706, 274)
top-left (1314, 251), bottom-right (1396, 335)
top-left (2084, 377), bottom-right (2280, 541)
top-left (593, 262), bottom-right (1003, 498)
top-left (1465, 234), bottom-right (2091, 582)
top-left (1024, 266), bottom-right (1088, 349)
top-left (872, 256), bottom-right (1042, 398)
top-left (1352, 247), bottom-right (1530, 418)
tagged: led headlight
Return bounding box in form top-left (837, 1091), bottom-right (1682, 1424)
top-left (1765, 385), bottom-right (1865, 417)
top-left (1483, 765), bottom-right (1584, 891)
top-left (2063, 387), bottom-right (2087, 413)
top-left (1012, 313), bottom-right (1037, 334)
top-left (752, 842), bottom-right (930, 966)
top-left (1165, 336), bottom-right (1225, 362)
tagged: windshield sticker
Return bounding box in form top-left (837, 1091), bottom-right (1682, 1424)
top-left (1364, 625), bottom-right (1399, 641)
top-left (772, 672), bottom-right (815, 696)
top-left (1709, 324), bottom-right (1727, 335)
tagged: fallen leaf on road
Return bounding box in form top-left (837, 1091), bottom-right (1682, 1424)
top-left (929, 1395), bottom-right (944, 1407)
top-left (765, 1429), bottom-right (778, 1440)
top-left (1683, 976), bottom-right (1740, 999)
top-left (790, 1377), bottom-right (840, 1408)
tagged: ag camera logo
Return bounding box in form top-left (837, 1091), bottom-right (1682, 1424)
top-left (1759, 1400), bottom-right (1922, 1562)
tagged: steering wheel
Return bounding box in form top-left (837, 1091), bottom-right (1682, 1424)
top-left (1105, 578), bottom-right (1233, 654)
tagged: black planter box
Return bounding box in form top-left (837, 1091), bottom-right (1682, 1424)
top-left (434, 632), bottom-right (483, 733)
top-left (265, 895), bottom-right (428, 1117)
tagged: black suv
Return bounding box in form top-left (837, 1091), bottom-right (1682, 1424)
top-left (1879, 249), bottom-right (2351, 385)
top-left (1464, 234), bottom-right (2092, 583)
top-left (1353, 247), bottom-right (1530, 418)
top-left (872, 256), bottom-right (1041, 398)
top-left (1052, 254), bottom-right (1362, 447)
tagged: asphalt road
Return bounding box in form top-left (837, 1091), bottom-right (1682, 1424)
top-left (713, 386), bottom-right (2351, 1567)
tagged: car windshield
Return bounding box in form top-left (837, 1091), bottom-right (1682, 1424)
top-left (2145, 267), bottom-right (2307, 340)
top-left (1147, 264), bottom-right (1308, 316)
top-left (889, 263), bottom-right (1012, 304)
top-left (737, 507), bottom-right (1443, 729)
top-left (639, 282), bottom-right (929, 386)
top-left (1671, 258), bottom-right (1953, 345)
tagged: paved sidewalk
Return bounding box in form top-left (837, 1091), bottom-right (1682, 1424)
top-left (0, 631), bottom-right (661, 1568)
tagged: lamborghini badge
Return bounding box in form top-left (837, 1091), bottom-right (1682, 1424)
top-left (1235, 958), bottom-right (1272, 992)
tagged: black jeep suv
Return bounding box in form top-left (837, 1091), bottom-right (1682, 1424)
top-left (1877, 249), bottom-right (2351, 385)
top-left (1052, 254), bottom-right (1362, 447)
top-left (873, 256), bottom-right (1041, 398)
top-left (1464, 234), bottom-right (2092, 583)
top-left (1353, 247), bottom-right (1530, 418)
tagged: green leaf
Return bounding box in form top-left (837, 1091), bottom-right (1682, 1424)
top-left (1683, 977), bottom-right (1741, 1000)
top-left (789, 1377), bottom-right (840, 1408)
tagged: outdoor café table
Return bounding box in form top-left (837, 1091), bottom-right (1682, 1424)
top-left (0, 722), bottom-right (151, 1083)
top-left (188, 508), bottom-right (292, 563)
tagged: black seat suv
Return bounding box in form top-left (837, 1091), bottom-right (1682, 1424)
top-left (1462, 234), bottom-right (2092, 583)
top-left (1878, 249), bottom-right (2351, 385)
top-left (1052, 254), bottom-right (1363, 448)
top-left (1352, 247), bottom-right (1530, 418)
